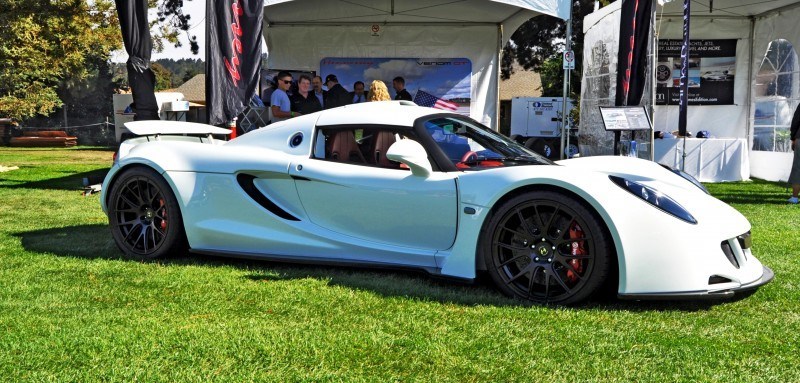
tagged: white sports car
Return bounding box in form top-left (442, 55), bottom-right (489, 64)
top-left (101, 101), bottom-right (773, 304)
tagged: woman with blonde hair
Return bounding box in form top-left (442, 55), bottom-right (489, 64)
top-left (369, 80), bottom-right (391, 101)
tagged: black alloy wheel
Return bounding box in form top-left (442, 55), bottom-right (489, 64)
top-left (108, 167), bottom-right (186, 260)
top-left (482, 191), bottom-right (612, 305)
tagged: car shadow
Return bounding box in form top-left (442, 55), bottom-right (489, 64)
top-left (16, 224), bottom-right (743, 311)
top-left (0, 168), bottom-right (110, 191)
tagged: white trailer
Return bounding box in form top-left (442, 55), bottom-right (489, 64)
top-left (112, 92), bottom-right (189, 142)
top-left (509, 97), bottom-right (577, 159)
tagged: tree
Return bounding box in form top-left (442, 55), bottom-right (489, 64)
top-left (0, 0), bottom-right (120, 121)
top-left (0, 0), bottom-right (198, 122)
top-left (151, 62), bottom-right (173, 90)
top-left (502, 0), bottom-right (615, 98)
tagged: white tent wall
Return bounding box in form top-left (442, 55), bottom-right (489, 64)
top-left (653, 17), bottom-right (752, 139)
top-left (579, 0), bottom-right (621, 156)
top-left (265, 25), bottom-right (502, 126)
top-left (581, 1), bottom-right (800, 182)
top-left (750, 5), bottom-right (800, 182)
top-left (262, 0), bottom-right (571, 129)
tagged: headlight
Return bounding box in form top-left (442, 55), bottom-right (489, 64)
top-left (609, 175), bottom-right (697, 224)
top-left (658, 164), bottom-right (709, 194)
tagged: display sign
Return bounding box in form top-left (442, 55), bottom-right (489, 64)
top-left (563, 50), bottom-right (575, 70)
top-left (320, 57), bottom-right (472, 115)
top-left (599, 106), bottom-right (652, 131)
top-left (655, 39), bottom-right (736, 105)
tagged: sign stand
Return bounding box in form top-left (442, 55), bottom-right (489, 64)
top-left (599, 106), bottom-right (652, 157)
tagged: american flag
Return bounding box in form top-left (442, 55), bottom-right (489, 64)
top-left (413, 90), bottom-right (458, 111)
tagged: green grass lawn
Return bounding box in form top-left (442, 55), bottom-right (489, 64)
top-left (1, 147), bottom-right (798, 382)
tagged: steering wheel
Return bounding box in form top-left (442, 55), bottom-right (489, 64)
top-left (456, 151), bottom-right (479, 169)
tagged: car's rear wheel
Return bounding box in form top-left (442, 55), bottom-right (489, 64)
top-left (108, 167), bottom-right (186, 260)
top-left (482, 191), bottom-right (612, 305)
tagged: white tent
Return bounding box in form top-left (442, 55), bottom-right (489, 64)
top-left (262, 0), bottom-right (570, 128)
top-left (581, 0), bottom-right (800, 182)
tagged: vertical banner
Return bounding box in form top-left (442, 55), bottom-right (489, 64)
top-left (615, 0), bottom-right (653, 107)
top-left (678, 0), bottom-right (691, 136)
top-left (115, 0), bottom-right (159, 121)
top-left (206, 0), bottom-right (264, 125)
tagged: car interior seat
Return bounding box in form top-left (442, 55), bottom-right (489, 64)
top-left (370, 131), bottom-right (398, 167)
top-left (328, 130), bottom-right (366, 163)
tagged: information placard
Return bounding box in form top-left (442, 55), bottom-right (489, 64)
top-left (599, 106), bottom-right (652, 131)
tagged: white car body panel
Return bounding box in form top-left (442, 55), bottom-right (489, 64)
top-left (101, 102), bottom-right (771, 299)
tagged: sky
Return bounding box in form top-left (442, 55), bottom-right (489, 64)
top-left (112, 0), bottom-right (208, 62)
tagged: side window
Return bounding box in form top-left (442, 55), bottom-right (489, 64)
top-left (753, 39), bottom-right (799, 152)
top-left (313, 127), bottom-right (415, 169)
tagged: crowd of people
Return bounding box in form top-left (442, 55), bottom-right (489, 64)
top-left (265, 72), bottom-right (411, 123)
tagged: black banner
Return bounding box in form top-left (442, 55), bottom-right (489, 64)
top-left (656, 39), bottom-right (737, 106)
top-left (115, 0), bottom-right (159, 121)
top-left (615, 0), bottom-right (653, 107)
top-left (206, 0), bottom-right (264, 125)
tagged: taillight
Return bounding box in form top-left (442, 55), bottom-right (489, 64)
top-left (112, 151), bottom-right (118, 165)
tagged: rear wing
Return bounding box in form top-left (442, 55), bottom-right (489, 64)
top-left (124, 121), bottom-right (232, 137)
top-left (116, 121), bottom-right (232, 161)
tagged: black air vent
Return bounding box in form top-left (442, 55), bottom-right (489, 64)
top-left (720, 241), bottom-right (740, 269)
top-left (236, 174), bottom-right (300, 221)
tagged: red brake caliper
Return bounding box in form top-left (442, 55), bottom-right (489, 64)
top-left (567, 222), bottom-right (586, 283)
top-left (159, 198), bottom-right (168, 230)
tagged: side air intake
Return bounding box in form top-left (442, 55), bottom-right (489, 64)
top-left (236, 174), bottom-right (300, 221)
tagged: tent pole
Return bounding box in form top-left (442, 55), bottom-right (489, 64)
top-left (497, 24), bottom-right (503, 132)
top-left (560, 1), bottom-right (573, 160)
top-left (745, 17), bottom-right (755, 150)
top-left (649, 0), bottom-right (657, 161)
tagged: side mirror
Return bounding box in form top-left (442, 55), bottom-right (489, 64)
top-left (386, 139), bottom-right (432, 177)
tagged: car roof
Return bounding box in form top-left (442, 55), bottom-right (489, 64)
top-left (315, 101), bottom-right (449, 127)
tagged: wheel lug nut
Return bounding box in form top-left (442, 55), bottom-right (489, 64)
top-left (552, 246), bottom-right (556, 250)
top-left (541, 238), bottom-right (546, 242)
top-left (534, 257), bottom-right (539, 261)
top-left (547, 258), bottom-right (553, 262)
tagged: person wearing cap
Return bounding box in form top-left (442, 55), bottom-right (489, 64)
top-left (323, 74), bottom-right (351, 110)
top-left (270, 71), bottom-right (296, 122)
top-left (392, 76), bottom-right (412, 101)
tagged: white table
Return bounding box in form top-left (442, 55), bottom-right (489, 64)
top-left (653, 138), bottom-right (750, 182)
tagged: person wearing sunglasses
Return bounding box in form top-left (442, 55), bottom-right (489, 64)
top-left (270, 71), bottom-right (297, 122)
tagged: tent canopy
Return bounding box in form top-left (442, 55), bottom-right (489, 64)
top-left (658, 0), bottom-right (798, 18)
top-left (263, 0), bottom-right (569, 25)
top-left (263, 0), bottom-right (569, 128)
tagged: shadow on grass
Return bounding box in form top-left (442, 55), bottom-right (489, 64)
top-left (0, 168), bottom-right (110, 191)
top-left (706, 179), bottom-right (792, 205)
top-left (16, 224), bottom-right (743, 311)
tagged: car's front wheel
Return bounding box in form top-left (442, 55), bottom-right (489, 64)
top-left (108, 167), bottom-right (186, 260)
top-left (481, 191), bottom-right (612, 305)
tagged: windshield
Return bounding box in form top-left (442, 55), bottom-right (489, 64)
top-left (423, 116), bottom-right (553, 170)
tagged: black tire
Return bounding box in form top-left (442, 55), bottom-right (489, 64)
top-left (107, 167), bottom-right (187, 260)
top-left (481, 191), bottom-right (612, 305)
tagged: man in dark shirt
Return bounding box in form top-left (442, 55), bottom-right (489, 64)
top-left (290, 75), bottom-right (322, 115)
top-left (350, 81), bottom-right (367, 104)
top-left (788, 104), bottom-right (800, 203)
top-left (312, 75), bottom-right (326, 108)
top-left (324, 74), bottom-right (351, 109)
top-left (393, 76), bottom-right (412, 101)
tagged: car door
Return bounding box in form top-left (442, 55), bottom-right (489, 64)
top-left (289, 128), bottom-right (458, 254)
